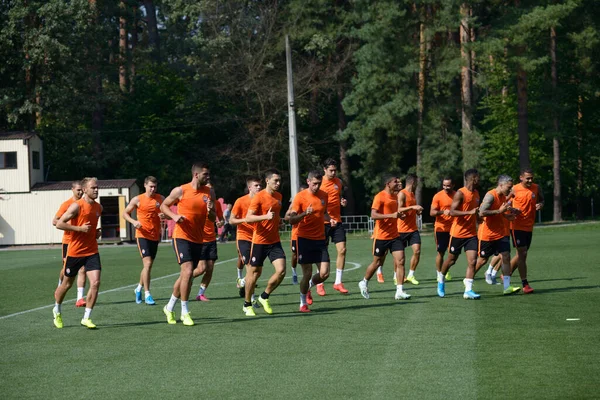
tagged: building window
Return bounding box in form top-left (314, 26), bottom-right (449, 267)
top-left (0, 152), bottom-right (17, 169)
top-left (32, 151), bottom-right (40, 170)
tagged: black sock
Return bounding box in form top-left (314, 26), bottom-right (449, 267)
top-left (260, 291), bottom-right (269, 300)
top-left (244, 301), bottom-right (251, 307)
top-left (522, 279), bottom-right (529, 286)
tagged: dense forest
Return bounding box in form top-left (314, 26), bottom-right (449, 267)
top-left (1, 0), bottom-right (598, 221)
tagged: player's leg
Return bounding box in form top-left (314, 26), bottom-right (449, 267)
top-left (299, 263), bottom-right (313, 312)
top-left (53, 258), bottom-right (79, 328)
top-left (197, 260), bottom-right (215, 301)
top-left (405, 232), bottom-right (421, 285)
top-left (80, 256), bottom-right (101, 328)
top-left (463, 249), bottom-right (480, 299)
top-left (332, 240), bottom-right (348, 292)
top-left (392, 249), bottom-right (410, 299)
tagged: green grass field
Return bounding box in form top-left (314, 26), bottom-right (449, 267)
top-left (1, 223), bottom-right (599, 399)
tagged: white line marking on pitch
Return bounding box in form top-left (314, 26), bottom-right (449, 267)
top-left (566, 318), bottom-right (580, 321)
top-left (0, 259), bottom-right (362, 320)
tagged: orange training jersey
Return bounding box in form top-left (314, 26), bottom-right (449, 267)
top-left (291, 189), bottom-right (328, 240)
top-left (135, 193), bottom-right (164, 241)
top-left (232, 195), bottom-right (254, 242)
top-left (321, 176), bottom-right (342, 224)
top-left (371, 190), bottom-right (399, 241)
top-left (172, 183), bottom-right (211, 244)
top-left (203, 200), bottom-right (224, 243)
top-left (397, 189), bottom-right (418, 233)
top-left (67, 198), bottom-right (102, 257)
top-left (478, 189), bottom-right (509, 241)
top-left (248, 189), bottom-right (283, 245)
top-left (431, 190), bottom-right (455, 232)
top-left (511, 183), bottom-right (539, 232)
top-left (450, 187), bottom-right (480, 238)
top-left (56, 198), bottom-right (76, 244)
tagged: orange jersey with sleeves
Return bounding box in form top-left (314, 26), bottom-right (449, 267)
top-left (397, 189), bottom-right (418, 233)
top-left (450, 187), bottom-right (480, 238)
top-left (291, 189), bottom-right (328, 240)
top-left (67, 199), bottom-right (102, 257)
top-left (321, 176), bottom-right (343, 223)
top-left (431, 190), bottom-right (455, 232)
top-left (135, 194), bottom-right (164, 241)
top-left (202, 200), bottom-right (223, 243)
top-left (248, 189), bottom-right (283, 245)
top-left (232, 195), bottom-right (254, 242)
top-left (172, 183), bottom-right (211, 244)
top-left (511, 183), bottom-right (539, 232)
top-left (478, 189), bottom-right (509, 241)
top-left (56, 198), bottom-right (76, 244)
top-left (371, 190), bottom-right (399, 241)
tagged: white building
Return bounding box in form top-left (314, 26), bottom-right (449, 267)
top-left (0, 131), bottom-right (139, 246)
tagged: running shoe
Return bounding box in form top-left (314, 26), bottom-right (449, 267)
top-left (299, 305), bottom-right (311, 313)
top-left (358, 280), bottom-right (370, 299)
top-left (292, 275), bottom-right (299, 285)
top-left (316, 283), bottom-right (326, 296)
top-left (180, 312), bottom-right (194, 326)
top-left (76, 298), bottom-right (86, 308)
top-left (503, 286), bottom-right (521, 296)
top-left (306, 290), bottom-right (313, 305)
top-left (80, 318), bottom-right (97, 329)
top-left (463, 290), bottom-right (481, 300)
top-left (53, 310), bottom-right (63, 329)
top-left (394, 291), bottom-right (411, 300)
top-left (376, 272), bottom-right (384, 283)
top-left (404, 275), bottom-right (419, 285)
top-left (523, 284), bottom-right (534, 294)
top-left (485, 272), bottom-right (493, 285)
top-left (196, 294), bottom-right (210, 302)
top-left (145, 294), bottom-right (156, 305)
top-left (134, 289), bottom-right (142, 304)
top-left (437, 282), bottom-right (445, 298)
top-left (258, 297), bottom-right (273, 314)
top-left (163, 306), bottom-right (176, 325)
top-left (445, 272), bottom-right (452, 281)
top-left (243, 305), bottom-right (256, 316)
top-left (333, 283), bottom-right (349, 294)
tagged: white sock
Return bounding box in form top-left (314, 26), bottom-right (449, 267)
top-left (292, 267), bottom-right (297, 277)
top-left (503, 275), bottom-right (511, 290)
top-left (181, 301), bottom-right (189, 315)
top-left (54, 303), bottom-right (62, 314)
top-left (361, 278), bottom-right (368, 286)
top-left (77, 287), bottom-right (84, 300)
top-left (335, 269), bottom-right (343, 285)
top-left (144, 291), bottom-right (151, 299)
top-left (83, 308), bottom-right (92, 319)
top-left (396, 284), bottom-right (404, 293)
top-left (309, 279), bottom-right (314, 288)
top-left (57, 279), bottom-right (62, 287)
top-left (393, 272), bottom-right (397, 281)
top-left (237, 269), bottom-right (243, 279)
top-left (464, 278), bottom-right (473, 292)
top-left (136, 284), bottom-right (143, 292)
top-left (198, 285), bottom-right (206, 296)
top-left (491, 269), bottom-right (498, 278)
top-left (486, 265), bottom-right (493, 275)
top-left (407, 270), bottom-right (414, 278)
top-left (300, 293), bottom-right (307, 306)
top-left (251, 294), bottom-right (256, 302)
top-left (437, 271), bottom-right (444, 282)
top-left (166, 295), bottom-right (178, 312)
top-left (377, 266), bottom-right (383, 274)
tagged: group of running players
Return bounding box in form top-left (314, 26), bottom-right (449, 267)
top-left (51, 160), bottom-right (543, 329)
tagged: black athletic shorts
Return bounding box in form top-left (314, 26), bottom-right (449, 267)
top-left (435, 231), bottom-right (451, 253)
top-left (399, 230), bottom-right (421, 247)
top-left (291, 240), bottom-right (297, 253)
top-left (449, 236), bottom-right (478, 255)
top-left (137, 237), bottom-right (159, 259)
top-left (200, 240), bottom-right (218, 261)
top-left (373, 237), bottom-right (404, 257)
top-left (297, 237), bottom-right (330, 265)
top-left (325, 223), bottom-right (346, 245)
top-left (173, 238), bottom-right (203, 266)
top-left (511, 230), bottom-right (533, 249)
top-left (237, 239), bottom-right (252, 265)
top-left (64, 253), bottom-right (101, 277)
top-left (250, 242), bottom-right (286, 267)
top-left (479, 236), bottom-right (510, 258)
top-left (62, 243), bottom-right (69, 260)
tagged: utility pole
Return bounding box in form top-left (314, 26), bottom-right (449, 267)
top-left (286, 35), bottom-right (300, 198)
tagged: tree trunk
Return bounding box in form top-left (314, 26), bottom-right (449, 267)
top-left (143, 0), bottom-right (161, 62)
top-left (119, 1), bottom-right (128, 93)
top-left (576, 96), bottom-right (584, 219)
top-left (336, 87), bottom-right (355, 214)
top-left (130, 5), bottom-right (138, 93)
top-left (550, 26), bottom-right (562, 222)
top-left (516, 66), bottom-right (529, 171)
top-left (460, 3), bottom-right (474, 170)
top-left (416, 19), bottom-right (426, 205)
top-left (89, 0), bottom-right (103, 142)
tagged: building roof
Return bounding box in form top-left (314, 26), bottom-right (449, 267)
top-left (0, 131), bottom-right (37, 140)
top-left (32, 179), bottom-right (138, 191)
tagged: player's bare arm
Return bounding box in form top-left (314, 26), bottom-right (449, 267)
top-left (246, 208), bottom-right (274, 223)
top-left (160, 186), bottom-right (184, 223)
top-left (371, 208), bottom-right (396, 220)
top-left (536, 188), bottom-right (545, 210)
top-left (55, 203), bottom-right (88, 232)
top-left (479, 193), bottom-right (508, 217)
top-left (449, 190), bottom-right (476, 216)
top-left (122, 196), bottom-right (141, 229)
top-left (289, 204), bottom-right (314, 225)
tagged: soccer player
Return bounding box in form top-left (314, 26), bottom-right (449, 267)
top-left (122, 176), bottom-right (165, 305)
top-left (230, 177), bottom-right (262, 297)
top-left (284, 182), bottom-right (309, 286)
top-left (474, 175), bottom-right (521, 295)
top-left (508, 168), bottom-right (544, 293)
top-left (397, 173), bottom-right (424, 285)
top-left (195, 186), bottom-right (224, 301)
top-left (160, 162), bottom-right (215, 326)
top-left (289, 170), bottom-right (333, 312)
top-left (430, 177), bottom-right (455, 282)
top-left (53, 177), bottom-right (103, 329)
top-left (242, 169), bottom-right (286, 316)
top-left (437, 169), bottom-right (481, 299)
top-left (52, 180), bottom-right (87, 308)
top-left (358, 175), bottom-right (411, 300)
top-left (320, 158), bottom-right (349, 295)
